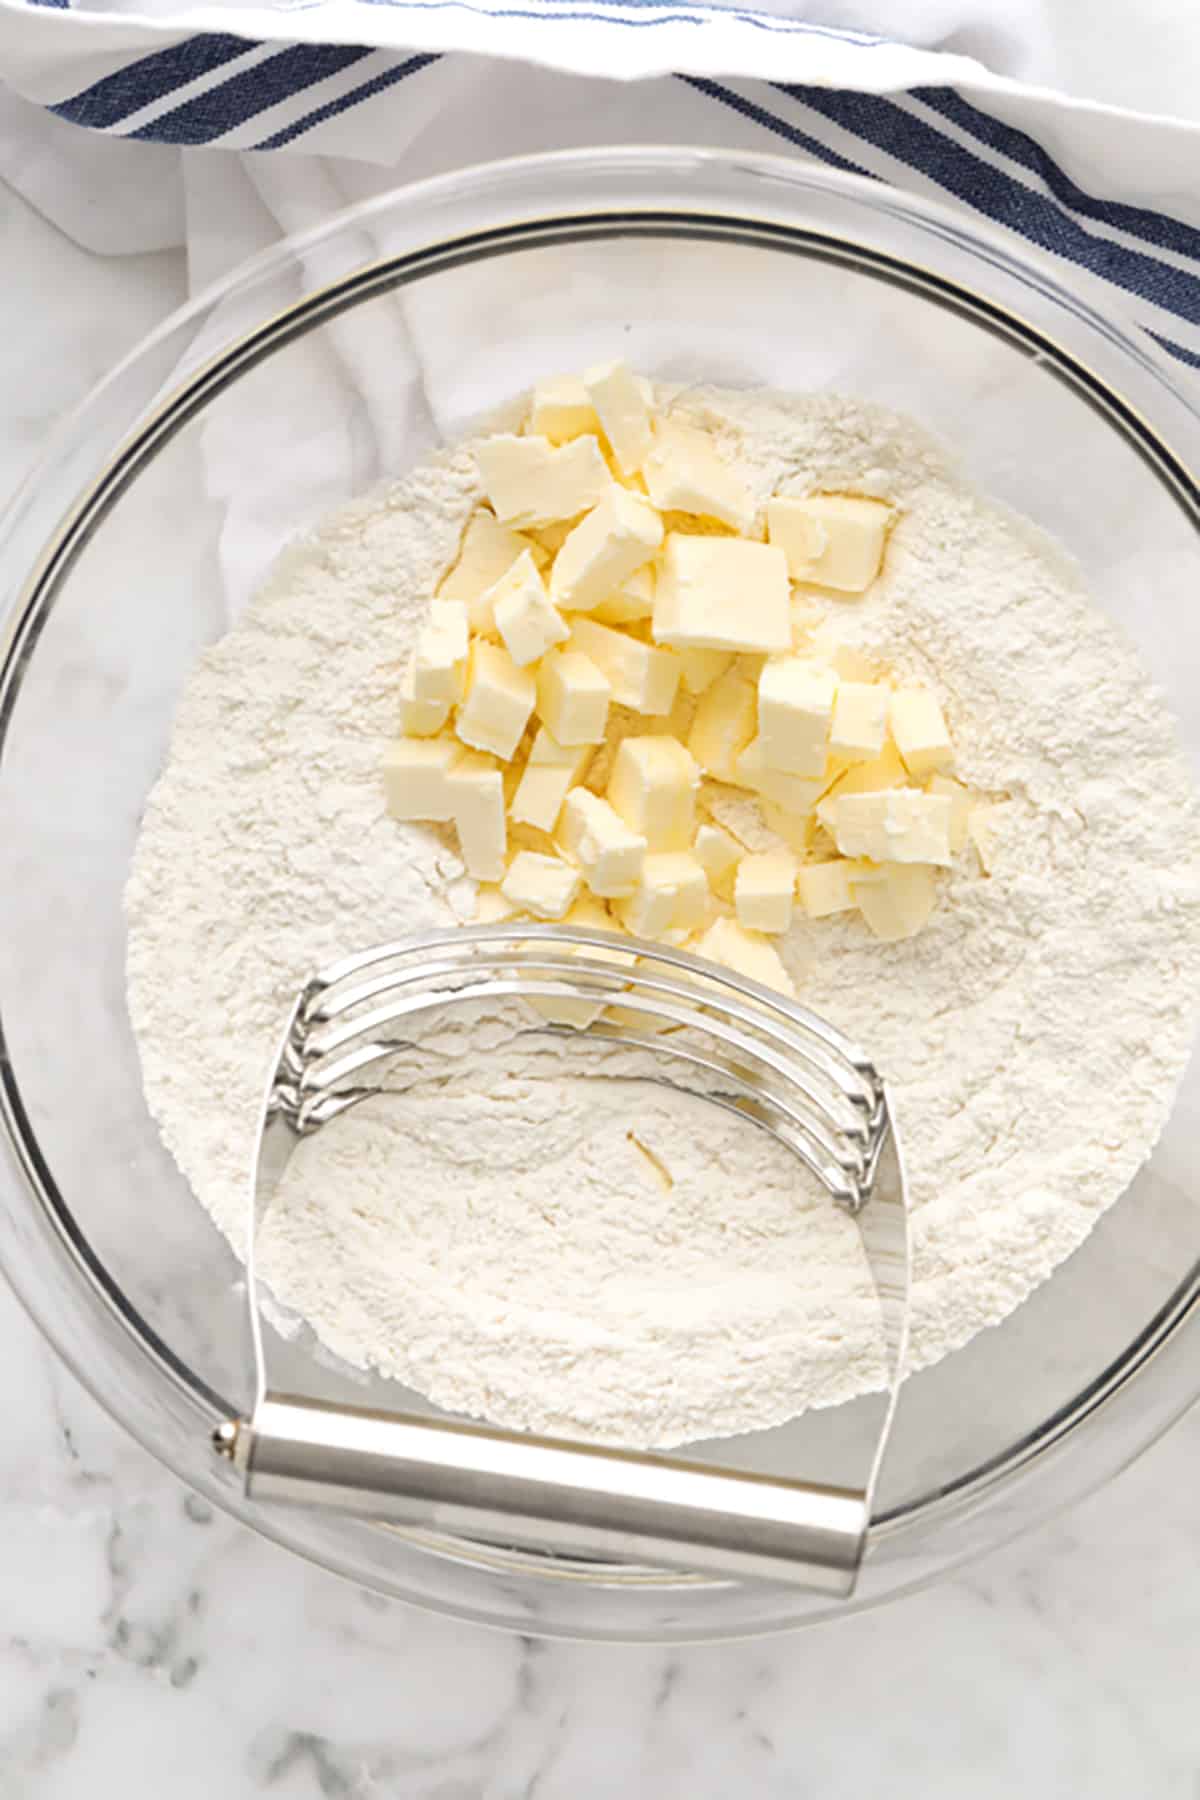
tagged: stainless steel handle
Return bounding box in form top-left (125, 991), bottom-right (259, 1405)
top-left (225, 1393), bottom-right (868, 1593)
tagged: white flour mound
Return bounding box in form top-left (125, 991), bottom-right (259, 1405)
top-left (125, 386), bottom-right (1200, 1449)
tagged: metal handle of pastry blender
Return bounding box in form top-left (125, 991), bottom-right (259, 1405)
top-left (214, 940), bottom-right (911, 1596)
top-left (215, 1107), bottom-right (909, 1597)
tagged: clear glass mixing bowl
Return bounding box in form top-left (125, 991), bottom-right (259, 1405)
top-left (1, 147), bottom-right (1198, 1643)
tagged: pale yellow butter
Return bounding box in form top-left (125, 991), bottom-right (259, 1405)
top-left (456, 640), bottom-right (536, 762)
top-left (927, 772), bottom-right (973, 854)
top-left (692, 820), bottom-right (742, 898)
top-left (446, 751), bottom-right (507, 881)
top-left (643, 419), bottom-right (756, 533)
top-left (831, 790), bottom-right (954, 866)
top-left (585, 358), bottom-right (654, 476)
top-left (501, 850), bottom-right (581, 920)
top-left (829, 680), bottom-right (889, 763)
top-left (607, 735), bottom-right (699, 852)
top-left (687, 667), bottom-right (758, 783)
top-left (735, 850), bottom-right (797, 935)
top-left (677, 646), bottom-right (734, 696)
top-left (768, 493), bottom-right (892, 593)
top-left (796, 858), bottom-right (869, 919)
top-left (556, 787), bottom-right (647, 898)
top-left (398, 656), bottom-right (451, 737)
top-left (550, 487), bottom-right (663, 613)
top-left (476, 434), bottom-right (612, 530)
top-left (529, 376), bottom-right (600, 445)
top-left (489, 551), bottom-right (568, 667)
top-left (438, 510), bottom-right (536, 623)
top-left (756, 657), bottom-right (837, 775)
top-left (536, 647), bottom-right (611, 746)
top-left (412, 600), bottom-right (468, 704)
top-left (590, 565), bottom-right (656, 626)
top-left (890, 687), bottom-right (954, 778)
top-left (509, 728), bottom-right (592, 833)
top-left (382, 735), bottom-right (460, 821)
top-left (654, 535), bottom-right (791, 654)
top-left (617, 851), bottom-right (708, 938)
top-left (569, 616), bottom-right (680, 716)
top-left (692, 916), bottom-right (795, 997)
top-left (850, 862), bottom-right (938, 941)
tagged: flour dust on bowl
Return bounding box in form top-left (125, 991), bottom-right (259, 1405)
top-left (1, 149), bottom-right (1199, 1642)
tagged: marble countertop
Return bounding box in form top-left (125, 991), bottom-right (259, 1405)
top-left (2, 168), bottom-right (1200, 1800)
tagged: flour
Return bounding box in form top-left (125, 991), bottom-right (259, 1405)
top-left (124, 385), bottom-right (1200, 1449)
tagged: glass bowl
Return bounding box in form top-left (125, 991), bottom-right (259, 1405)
top-left (1, 146), bottom-right (1198, 1643)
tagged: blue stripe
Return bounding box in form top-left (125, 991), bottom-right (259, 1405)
top-left (49, 32), bottom-right (252, 129)
top-left (128, 41), bottom-right (373, 143)
top-left (780, 85), bottom-right (1200, 327)
top-left (676, 76), bottom-right (873, 178)
top-left (252, 50), bottom-right (437, 149)
top-left (348, 0), bottom-right (886, 36)
top-left (1148, 331), bottom-right (1200, 371)
top-left (915, 86), bottom-right (1200, 266)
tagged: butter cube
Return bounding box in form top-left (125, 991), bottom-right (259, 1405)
top-left (508, 728), bottom-right (592, 833)
top-left (590, 565), bottom-right (655, 626)
top-left (489, 551), bottom-right (568, 667)
top-left (456, 641), bottom-right (536, 762)
top-left (687, 667), bottom-right (758, 782)
top-left (501, 850), bottom-right (581, 920)
top-left (585, 359), bottom-right (654, 476)
top-left (398, 656), bottom-right (451, 737)
top-left (693, 916), bottom-right (795, 998)
top-left (528, 894), bottom-right (628, 1030)
top-left (530, 375), bottom-right (599, 445)
top-left (677, 646), bottom-right (734, 696)
top-left (607, 735), bottom-right (699, 851)
top-left (968, 801), bottom-right (1010, 873)
top-left (735, 850), bottom-right (797, 935)
top-left (412, 600), bottom-right (468, 704)
top-left (556, 787), bottom-right (646, 898)
top-left (693, 821), bottom-right (742, 898)
top-left (823, 739), bottom-right (907, 801)
top-left (831, 791), bottom-right (953, 866)
top-left (476, 434), bottom-right (612, 530)
top-left (474, 884), bottom-right (520, 923)
top-left (383, 735), bottom-right (460, 821)
top-left (734, 738), bottom-right (826, 815)
top-left (927, 773), bottom-right (972, 854)
top-left (890, 687), bottom-right (954, 778)
top-left (549, 488), bottom-right (663, 613)
top-left (654, 535), bottom-right (790, 654)
top-left (851, 863), bottom-right (937, 941)
top-left (438, 510), bottom-right (535, 621)
top-left (536, 647), bottom-right (611, 746)
top-left (643, 419), bottom-right (756, 533)
top-left (767, 494), bottom-right (892, 593)
top-left (617, 851), bottom-right (708, 938)
top-left (756, 658), bottom-right (836, 775)
top-left (446, 752), bottom-right (506, 881)
top-left (569, 616), bottom-right (679, 716)
top-left (796, 858), bottom-right (869, 919)
top-left (829, 681), bottom-right (889, 763)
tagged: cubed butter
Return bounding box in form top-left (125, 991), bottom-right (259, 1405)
top-left (677, 646), bottom-right (734, 696)
top-left (767, 493), bottom-right (892, 593)
top-left (927, 773), bottom-right (973, 854)
top-left (489, 551), bottom-right (569, 667)
top-left (823, 739), bottom-right (907, 802)
top-left (536, 647), bottom-right (611, 746)
top-left (446, 752), bottom-right (506, 881)
top-left (549, 487), bottom-right (663, 613)
top-left (968, 801), bottom-right (1011, 873)
top-left (508, 728), bottom-right (592, 833)
top-left (693, 820), bottom-right (742, 898)
top-left (829, 681), bottom-right (889, 763)
top-left (590, 565), bottom-right (655, 626)
top-left (616, 851), bottom-right (708, 938)
top-left (734, 850), bottom-right (797, 935)
top-left (474, 884), bottom-right (520, 923)
top-left (383, 735), bottom-right (460, 821)
top-left (438, 510), bottom-right (535, 622)
top-left (412, 600), bottom-right (468, 704)
top-left (456, 640), bottom-right (535, 762)
top-left (756, 658), bottom-right (837, 775)
top-left (569, 616), bottom-right (679, 716)
top-left (831, 790), bottom-right (953, 866)
top-left (529, 375), bottom-right (600, 445)
top-left (654, 535), bottom-right (790, 654)
top-left (585, 359), bottom-right (654, 476)
top-left (796, 858), bottom-right (870, 919)
top-left (398, 656), bottom-right (451, 737)
top-left (850, 862), bottom-right (938, 941)
top-left (500, 850), bottom-right (581, 920)
top-left (734, 737), bottom-right (826, 815)
top-left (693, 916), bottom-right (795, 998)
top-left (607, 735), bottom-right (699, 851)
top-left (890, 687), bottom-right (954, 778)
top-left (643, 419), bottom-right (756, 533)
top-left (556, 787), bottom-right (647, 898)
top-left (475, 433), bottom-right (612, 530)
top-left (687, 667), bottom-right (758, 783)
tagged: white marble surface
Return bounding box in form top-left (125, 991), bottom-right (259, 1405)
top-left (3, 171), bottom-right (1200, 1799)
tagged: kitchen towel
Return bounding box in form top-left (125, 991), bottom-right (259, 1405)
top-left (2, 0), bottom-right (1200, 367)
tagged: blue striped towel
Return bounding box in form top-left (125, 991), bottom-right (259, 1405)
top-left (2, 0), bottom-right (1200, 366)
